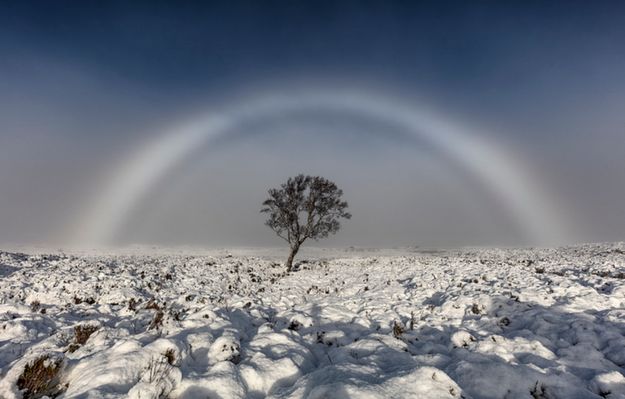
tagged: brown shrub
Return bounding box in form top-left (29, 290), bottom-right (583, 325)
top-left (149, 310), bottom-right (164, 330)
top-left (145, 298), bottom-right (161, 311)
top-left (392, 321), bottom-right (405, 338)
top-left (17, 355), bottom-right (64, 399)
top-left (74, 324), bottom-right (99, 346)
top-left (163, 348), bottom-right (176, 365)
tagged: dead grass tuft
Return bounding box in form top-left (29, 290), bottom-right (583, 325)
top-left (17, 355), bottom-right (64, 399)
top-left (74, 324), bottom-right (99, 346)
top-left (163, 348), bottom-right (176, 365)
top-left (392, 321), bottom-right (405, 338)
top-left (149, 310), bottom-right (164, 330)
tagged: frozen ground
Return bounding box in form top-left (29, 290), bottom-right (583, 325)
top-left (1, 243), bottom-right (625, 398)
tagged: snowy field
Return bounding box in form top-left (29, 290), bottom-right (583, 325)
top-left (1, 244), bottom-right (625, 399)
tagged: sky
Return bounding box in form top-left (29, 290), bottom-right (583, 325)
top-left (1, 0), bottom-right (624, 248)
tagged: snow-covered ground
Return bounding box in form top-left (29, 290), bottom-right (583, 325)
top-left (1, 243), bottom-right (625, 398)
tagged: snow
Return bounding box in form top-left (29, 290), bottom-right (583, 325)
top-left (1, 243), bottom-right (624, 398)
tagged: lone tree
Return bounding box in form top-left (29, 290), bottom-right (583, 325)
top-left (261, 175), bottom-right (351, 272)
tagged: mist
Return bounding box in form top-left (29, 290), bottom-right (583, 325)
top-left (1, 1), bottom-right (624, 248)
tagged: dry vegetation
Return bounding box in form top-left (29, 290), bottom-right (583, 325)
top-left (17, 355), bottom-right (64, 399)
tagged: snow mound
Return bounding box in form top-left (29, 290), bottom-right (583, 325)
top-left (0, 244), bottom-right (624, 398)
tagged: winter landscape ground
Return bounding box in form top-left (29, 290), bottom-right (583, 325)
top-left (1, 243), bottom-right (625, 399)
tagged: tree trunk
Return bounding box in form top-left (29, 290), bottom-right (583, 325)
top-left (285, 244), bottom-right (300, 272)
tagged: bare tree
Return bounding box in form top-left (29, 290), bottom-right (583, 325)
top-left (261, 175), bottom-right (351, 272)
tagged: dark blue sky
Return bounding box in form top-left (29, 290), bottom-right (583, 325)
top-left (3, 1), bottom-right (624, 107)
top-left (1, 1), bottom-right (624, 246)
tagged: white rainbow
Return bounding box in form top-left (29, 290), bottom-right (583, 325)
top-left (71, 89), bottom-right (569, 246)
